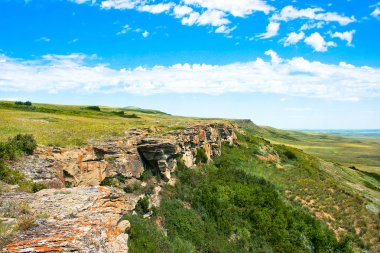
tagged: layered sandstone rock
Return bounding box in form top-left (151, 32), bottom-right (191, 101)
top-left (2, 187), bottom-right (139, 253)
top-left (13, 123), bottom-right (236, 185)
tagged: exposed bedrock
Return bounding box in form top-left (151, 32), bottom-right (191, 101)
top-left (13, 123), bottom-right (237, 186)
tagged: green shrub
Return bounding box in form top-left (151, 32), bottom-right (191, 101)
top-left (100, 174), bottom-right (126, 187)
top-left (0, 142), bottom-right (19, 161)
top-left (133, 150), bottom-right (354, 253)
top-left (9, 134), bottom-right (37, 155)
top-left (15, 101), bottom-right (32, 106)
top-left (123, 113), bottom-right (140, 118)
top-left (85, 106), bottom-right (101, 111)
top-left (64, 181), bottom-right (73, 188)
top-left (0, 163), bottom-right (26, 185)
top-left (195, 147), bottom-right (208, 164)
top-left (32, 182), bottom-right (47, 193)
top-left (284, 150), bottom-right (297, 160)
top-left (123, 183), bottom-right (144, 194)
top-left (112, 111), bottom-right (125, 116)
top-left (125, 215), bottom-right (180, 253)
top-left (135, 197), bottom-right (150, 214)
top-left (100, 177), bottom-right (118, 187)
top-left (140, 169), bottom-right (153, 181)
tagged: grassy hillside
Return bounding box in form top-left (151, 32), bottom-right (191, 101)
top-left (0, 101), bottom-right (225, 146)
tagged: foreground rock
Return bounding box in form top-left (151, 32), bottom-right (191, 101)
top-left (2, 187), bottom-right (139, 253)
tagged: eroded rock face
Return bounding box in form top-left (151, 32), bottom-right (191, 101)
top-left (2, 187), bottom-right (139, 253)
top-left (13, 123), bottom-right (237, 185)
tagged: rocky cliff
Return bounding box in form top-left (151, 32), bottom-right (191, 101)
top-left (1, 123), bottom-right (237, 253)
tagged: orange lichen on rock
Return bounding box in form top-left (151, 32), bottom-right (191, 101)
top-left (3, 187), bottom-right (138, 253)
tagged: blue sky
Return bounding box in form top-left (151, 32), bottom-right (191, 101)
top-left (0, 0), bottom-right (379, 129)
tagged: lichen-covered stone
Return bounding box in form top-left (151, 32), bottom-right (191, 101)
top-left (2, 187), bottom-right (139, 253)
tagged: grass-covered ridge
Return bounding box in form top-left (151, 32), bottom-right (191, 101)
top-left (0, 101), bottom-right (226, 146)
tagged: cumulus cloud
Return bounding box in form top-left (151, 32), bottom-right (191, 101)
top-left (181, 12), bottom-right (201, 26)
top-left (100, 0), bottom-right (142, 10)
top-left (283, 31), bottom-right (305, 46)
top-left (183, 0), bottom-right (274, 17)
top-left (180, 9), bottom-right (230, 28)
top-left (196, 9), bottom-right (230, 26)
top-left (70, 0), bottom-right (276, 35)
top-left (271, 6), bottom-right (355, 26)
top-left (371, 2), bottom-right (380, 19)
top-left (264, 50), bottom-right (282, 64)
top-left (215, 25), bottom-right (236, 34)
top-left (173, 5), bottom-right (193, 18)
top-left (329, 30), bottom-right (355, 46)
top-left (137, 3), bottom-right (174, 14)
top-left (257, 22), bottom-right (280, 39)
top-left (1, 52), bottom-right (379, 101)
top-left (304, 32), bottom-right (336, 52)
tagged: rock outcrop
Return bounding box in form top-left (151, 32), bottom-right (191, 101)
top-left (2, 187), bottom-right (139, 253)
top-left (13, 123), bottom-right (237, 186)
top-left (3, 123), bottom-right (237, 252)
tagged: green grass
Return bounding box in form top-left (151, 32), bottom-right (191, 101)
top-left (0, 101), bottom-right (227, 147)
top-left (213, 131), bottom-right (379, 251)
top-left (127, 161), bottom-right (354, 252)
top-left (0, 134), bottom-right (47, 193)
top-left (237, 120), bottom-right (380, 186)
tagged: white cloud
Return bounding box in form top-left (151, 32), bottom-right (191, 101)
top-left (300, 21), bottom-right (325, 31)
top-left (264, 50), bottom-right (282, 64)
top-left (173, 5), bottom-right (193, 18)
top-left (182, 0), bottom-right (274, 17)
top-left (70, 0), bottom-right (95, 4)
top-left (180, 9), bottom-right (229, 27)
top-left (372, 8), bottom-right (380, 18)
top-left (68, 0), bottom-right (275, 35)
top-left (329, 30), bottom-right (355, 46)
top-left (100, 0), bottom-right (142, 10)
top-left (137, 3), bottom-right (174, 14)
top-left (36, 37), bottom-right (51, 43)
top-left (257, 22), bottom-right (280, 39)
top-left (116, 24), bottom-right (131, 35)
top-left (2, 52), bottom-right (379, 101)
top-left (272, 5), bottom-right (355, 26)
top-left (215, 25), bottom-right (236, 34)
top-left (181, 12), bottom-right (200, 26)
top-left (371, 3), bottom-right (380, 19)
top-left (196, 9), bottom-right (230, 26)
top-left (142, 30), bottom-right (149, 38)
top-left (304, 32), bottom-right (336, 52)
top-left (283, 31), bottom-right (305, 46)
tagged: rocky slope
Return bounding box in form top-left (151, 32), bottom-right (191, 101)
top-left (1, 123), bottom-right (237, 253)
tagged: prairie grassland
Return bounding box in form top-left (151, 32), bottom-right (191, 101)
top-left (0, 101), bottom-right (225, 146)
top-left (247, 124), bottom-right (380, 174)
